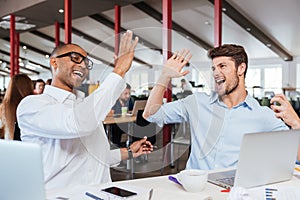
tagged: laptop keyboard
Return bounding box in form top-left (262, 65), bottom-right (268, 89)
top-left (216, 176), bottom-right (235, 187)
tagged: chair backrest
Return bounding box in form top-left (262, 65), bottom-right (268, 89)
top-left (14, 121), bottom-right (21, 141)
top-left (133, 110), bottom-right (161, 144)
top-left (136, 110), bottom-right (150, 127)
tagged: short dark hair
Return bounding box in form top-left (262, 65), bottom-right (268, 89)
top-left (49, 43), bottom-right (83, 73)
top-left (34, 79), bottom-right (45, 88)
top-left (207, 44), bottom-right (248, 77)
top-left (126, 83), bottom-right (131, 90)
top-left (50, 43), bottom-right (82, 57)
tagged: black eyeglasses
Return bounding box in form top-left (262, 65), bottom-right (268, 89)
top-left (55, 51), bottom-right (93, 70)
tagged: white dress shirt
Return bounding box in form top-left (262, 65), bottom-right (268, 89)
top-left (17, 73), bottom-right (125, 190)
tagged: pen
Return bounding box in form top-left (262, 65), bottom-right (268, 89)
top-left (265, 188), bottom-right (278, 191)
top-left (220, 189), bottom-right (230, 192)
top-left (85, 192), bottom-right (103, 200)
top-left (168, 175), bottom-right (182, 186)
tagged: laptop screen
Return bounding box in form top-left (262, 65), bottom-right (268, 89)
top-left (208, 129), bottom-right (300, 188)
top-left (0, 140), bottom-right (45, 200)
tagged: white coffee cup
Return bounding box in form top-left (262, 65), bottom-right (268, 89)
top-left (177, 169), bottom-right (208, 193)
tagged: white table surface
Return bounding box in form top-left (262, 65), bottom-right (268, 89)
top-left (46, 168), bottom-right (300, 200)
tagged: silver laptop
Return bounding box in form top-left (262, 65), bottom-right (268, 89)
top-left (0, 140), bottom-right (45, 200)
top-left (208, 129), bottom-right (300, 188)
top-left (126, 100), bottom-right (147, 116)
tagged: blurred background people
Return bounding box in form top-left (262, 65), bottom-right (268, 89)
top-left (110, 83), bottom-right (134, 147)
top-left (0, 74), bottom-right (33, 140)
top-left (33, 79), bottom-right (45, 94)
top-left (46, 78), bottom-right (52, 85)
top-left (180, 78), bottom-right (192, 92)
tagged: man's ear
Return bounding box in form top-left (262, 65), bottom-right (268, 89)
top-left (50, 57), bottom-right (58, 71)
top-left (237, 63), bottom-right (246, 76)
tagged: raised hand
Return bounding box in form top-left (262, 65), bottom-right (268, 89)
top-left (270, 94), bottom-right (300, 129)
top-left (162, 49), bottom-right (192, 79)
top-left (113, 30), bottom-right (139, 77)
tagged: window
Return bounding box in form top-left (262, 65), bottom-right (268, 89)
top-left (246, 64), bottom-right (282, 98)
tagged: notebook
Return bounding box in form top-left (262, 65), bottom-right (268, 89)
top-left (0, 140), bottom-right (45, 200)
top-left (126, 100), bottom-right (147, 116)
top-left (208, 129), bottom-right (300, 189)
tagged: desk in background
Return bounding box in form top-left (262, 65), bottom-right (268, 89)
top-left (104, 115), bottom-right (137, 179)
top-left (103, 115), bottom-right (136, 125)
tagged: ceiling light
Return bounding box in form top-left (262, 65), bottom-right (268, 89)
top-left (246, 27), bottom-right (251, 32)
top-left (222, 8), bottom-right (227, 12)
top-left (204, 21), bottom-right (211, 25)
top-left (23, 46), bottom-right (27, 50)
top-left (35, 64), bottom-right (43, 69)
top-left (0, 21), bottom-right (35, 30)
top-left (45, 55), bottom-right (49, 58)
top-left (59, 9), bottom-right (64, 13)
top-left (0, 15), bottom-right (36, 30)
top-left (2, 15), bottom-right (25, 21)
top-left (25, 64), bottom-right (36, 70)
top-left (1, 62), bottom-right (7, 69)
top-left (23, 59), bottom-right (29, 66)
top-left (266, 44), bottom-right (272, 47)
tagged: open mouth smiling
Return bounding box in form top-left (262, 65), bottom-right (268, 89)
top-left (73, 70), bottom-right (84, 78)
top-left (216, 79), bottom-right (225, 84)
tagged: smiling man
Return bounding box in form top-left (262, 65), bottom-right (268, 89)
top-left (17, 31), bottom-right (153, 189)
top-left (143, 44), bottom-right (288, 170)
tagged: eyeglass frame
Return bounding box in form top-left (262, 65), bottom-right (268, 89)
top-left (55, 51), bottom-right (93, 70)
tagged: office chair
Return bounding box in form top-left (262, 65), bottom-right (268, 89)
top-left (13, 122), bottom-right (21, 141)
top-left (132, 110), bottom-right (158, 148)
top-left (161, 122), bottom-right (190, 174)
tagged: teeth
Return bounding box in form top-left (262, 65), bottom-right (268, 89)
top-left (216, 79), bottom-right (225, 84)
top-left (74, 70), bottom-right (83, 77)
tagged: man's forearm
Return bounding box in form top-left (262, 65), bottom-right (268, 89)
top-left (143, 75), bottom-right (170, 119)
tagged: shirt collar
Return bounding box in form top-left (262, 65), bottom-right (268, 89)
top-left (209, 91), bottom-right (253, 110)
top-left (43, 85), bottom-right (85, 103)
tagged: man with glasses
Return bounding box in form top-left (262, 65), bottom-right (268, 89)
top-left (17, 30), bottom-right (153, 190)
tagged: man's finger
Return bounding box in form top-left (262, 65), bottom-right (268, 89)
top-left (130, 36), bottom-right (139, 52)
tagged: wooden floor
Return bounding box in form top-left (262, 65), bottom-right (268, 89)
top-left (110, 130), bottom-right (190, 181)
top-left (110, 121), bottom-right (191, 181)
top-left (111, 148), bottom-right (189, 181)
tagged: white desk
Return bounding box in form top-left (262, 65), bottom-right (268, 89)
top-left (46, 169), bottom-right (300, 200)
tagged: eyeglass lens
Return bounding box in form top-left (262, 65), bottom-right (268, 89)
top-left (70, 52), bottom-right (93, 70)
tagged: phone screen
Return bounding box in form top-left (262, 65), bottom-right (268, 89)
top-left (102, 186), bottom-right (137, 198)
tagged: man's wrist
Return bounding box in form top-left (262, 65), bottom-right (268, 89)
top-left (291, 119), bottom-right (300, 129)
top-left (113, 68), bottom-right (126, 77)
top-left (157, 74), bottom-right (171, 88)
top-left (127, 147), bottom-right (133, 159)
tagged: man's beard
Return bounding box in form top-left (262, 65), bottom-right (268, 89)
top-left (225, 74), bottom-right (239, 95)
top-left (217, 74), bottom-right (239, 97)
